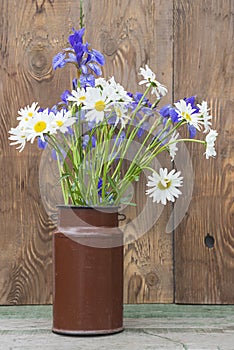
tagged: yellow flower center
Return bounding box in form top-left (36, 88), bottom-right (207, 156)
top-left (158, 179), bottom-right (171, 190)
top-left (182, 111), bottom-right (191, 121)
top-left (28, 112), bottom-right (34, 117)
top-left (56, 120), bottom-right (64, 127)
top-left (79, 96), bottom-right (86, 101)
top-left (34, 121), bottom-right (47, 133)
top-left (95, 100), bottom-right (105, 112)
top-left (116, 107), bottom-right (122, 117)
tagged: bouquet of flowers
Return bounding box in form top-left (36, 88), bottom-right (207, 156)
top-left (9, 27), bottom-right (218, 207)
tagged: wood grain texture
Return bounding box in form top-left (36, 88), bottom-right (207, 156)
top-left (83, 0), bottom-right (174, 303)
top-left (174, 0), bottom-right (234, 303)
top-left (1, 0), bottom-right (233, 306)
top-left (0, 0), bottom-right (80, 304)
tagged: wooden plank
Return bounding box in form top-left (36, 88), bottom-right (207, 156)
top-left (2, 304), bottom-right (234, 320)
top-left (83, 0), bottom-right (174, 303)
top-left (0, 0), bottom-right (80, 304)
top-left (174, 0), bottom-right (234, 303)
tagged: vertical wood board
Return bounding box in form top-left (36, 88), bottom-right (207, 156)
top-left (174, 0), bottom-right (234, 303)
top-left (83, 0), bottom-right (174, 303)
top-left (0, 0), bottom-right (80, 304)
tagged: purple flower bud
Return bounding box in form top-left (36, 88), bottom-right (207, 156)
top-left (68, 27), bottom-right (85, 47)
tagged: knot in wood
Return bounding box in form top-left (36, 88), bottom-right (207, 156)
top-left (27, 46), bottom-right (52, 82)
top-left (103, 39), bottom-right (118, 56)
top-left (30, 50), bottom-right (47, 71)
top-left (145, 272), bottom-right (159, 287)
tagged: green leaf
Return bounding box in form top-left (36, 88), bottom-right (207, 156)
top-left (121, 201), bottom-right (136, 206)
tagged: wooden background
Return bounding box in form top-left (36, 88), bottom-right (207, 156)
top-left (0, 0), bottom-right (233, 304)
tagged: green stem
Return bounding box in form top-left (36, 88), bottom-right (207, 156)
top-left (79, 0), bottom-right (84, 28)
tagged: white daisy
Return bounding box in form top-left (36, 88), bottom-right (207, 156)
top-left (108, 77), bottom-right (132, 103)
top-left (139, 65), bottom-right (156, 85)
top-left (174, 99), bottom-right (203, 130)
top-left (139, 64), bottom-right (168, 98)
top-left (204, 129), bottom-right (218, 159)
top-left (151, 82), bottom-right (168, 99)
top-left (113, 103), bottom-right (130, 128)
top-left (67, 88), bottom-right (87, 106)
top-left (17, 102), bottom-right (40, 124)
top-left (9, 125), bottom-right (28, 152)
top-left (51, 110), bottom-right (75, 133)
top-left (26, 109), bottom-right (55, 143)
top-left (82, 86), bottom-right (115, 123)
top-left (168, 131), bottom-right (179, 161)
top-left (146, 168), bottom-right (183, 205)
top-left (95, 77), bottom-right (109, 89)
top-left (197, 101), bottom-right (212, 133)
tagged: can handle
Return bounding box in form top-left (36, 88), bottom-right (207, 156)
top-left (118, 213), bottom-right (126, 221)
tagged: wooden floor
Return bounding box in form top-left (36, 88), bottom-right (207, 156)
top-left (0, 304), bottom-right (234, 349)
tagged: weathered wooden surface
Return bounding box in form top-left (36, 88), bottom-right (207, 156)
top-left (0, 0), bottom-right (174, 304)
top-left (0, 305), bottom-right (234, 349)
top-left (0, 0), bottom-right (233, 305)
top-left (174, 0), bottom-right (234, 303)
top-left (0, 0), bottom-right (79, 304)
top-left (84, 0), bottom-right (174, 304)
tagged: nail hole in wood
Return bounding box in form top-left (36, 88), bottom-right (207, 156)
top-left (204, 234), bottom-right (215, 248)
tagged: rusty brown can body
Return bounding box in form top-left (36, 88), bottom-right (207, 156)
top-left (52, 206), bottom-right (124, 335)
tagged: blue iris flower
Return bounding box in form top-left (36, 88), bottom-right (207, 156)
top-left (52, 27), bottom-right (105, 88)
top-left (52, 52), bottom-right (67, 70)
top-left (159, 104), bottom-right (179, 123)
top-left (137, 121), bottom-right (150, 138)
top-left (128, 92), bottom-right (152, 121)
top-left (184, 96), bottom-right (199, 113)
top-left (87, 62), bottom-right (102, 76)
top-left (132, 92), bottom-right (152, 108)
top-left (50, 105), bottom-right (59, 113)
top-left (159, 96), bottom-right (199, 138)
top-left (68, 27), bottom-right (85, 47)
top-left (72, 78), bottom-right (78, 89)
top-left (51, 147), bottom-right (67, 161)
top-left (169, 109), bottom-right (180, 123)
top-left (38, 137), bottom-right (48, 150)
top-left (86, 49), bottom-right (105, 66)
top-left (73, 42), bottom-right (89, 64)
top-left (82, 135), bottom-right (96, 148)
top-left (113, 131), bottom-right (126, 146)
top-left (51, 149), bottom-right (57, 160)
top-left (184, 96), bottom-right (195, 106)
top-left (80, 73), bottom-right (95, 88)
top-left (188, 125), bottom-right (197, 138)
top-left (97, 178), bottom-right (103, 196)
top-left (159, 104), bottom-right (171, 117)
top-left (60, 90), bottom-right (71, 104)
top-left (97, 178), bottom-right (114, 202)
